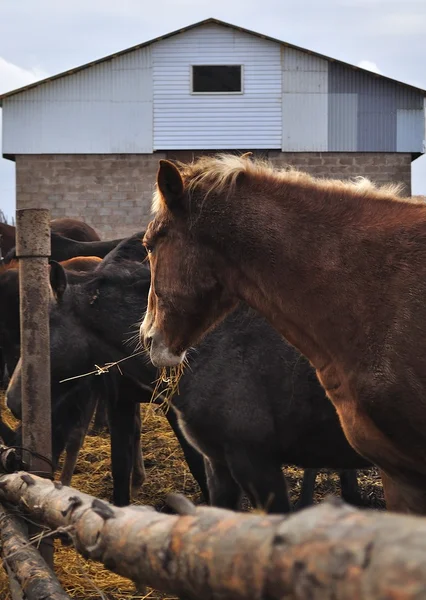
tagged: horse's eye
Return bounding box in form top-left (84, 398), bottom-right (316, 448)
top-left (144, 243), bottom-right (153, 254)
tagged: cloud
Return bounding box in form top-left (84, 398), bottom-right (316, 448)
top-left (357, 60), bottom-right (382, 75)
top-left (0, 57), bottom-right (48, 96)
top-left (0, 58), bottom-right (48, 220)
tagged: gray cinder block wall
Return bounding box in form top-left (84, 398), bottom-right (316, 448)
top-left (15, 151), bottom-right (412, 239)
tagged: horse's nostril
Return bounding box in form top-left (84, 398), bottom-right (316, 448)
top-left (143, 336), bottom-right (152, 350)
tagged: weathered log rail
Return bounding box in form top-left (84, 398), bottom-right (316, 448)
top-left (0, 503), bottom-right (70, 599)
top-left (0, 472), bottom-right (426, 599)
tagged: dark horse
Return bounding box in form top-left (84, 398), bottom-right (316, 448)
top-left (0, 256), bottom-right (114, 487)
top-left (1, 217), bottom-right (114, 428)
top-left (5, 361), bottom-right (148, 506)
top-left (0, 217), bottom-right (101, 384)
top-left (0, 254), bottom-right (104, 383)
top-left (7, 234), bottom-right (371, 512)
top-left (4, 231), bottom-right (126, 265)
top-left (5, 235), bottom-right (208, 506)
top-left (1, 217), bottom-right (100, 257)
top-left (141, 154), bottom-right (426, 515)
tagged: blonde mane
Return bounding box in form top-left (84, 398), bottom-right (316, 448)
top-left (152, 153), bottom-right (414, 215)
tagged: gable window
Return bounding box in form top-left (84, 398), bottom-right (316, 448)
top-left (191, 65), bottom-right (243, 94)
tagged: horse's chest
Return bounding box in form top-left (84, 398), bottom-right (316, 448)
top-left (325, 384), bottom-right (417, 477)
top-left (315, 363), bottom-right (346, 404)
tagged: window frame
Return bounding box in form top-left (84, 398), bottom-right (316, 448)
top-left (190, 64), bottom-right (244, 95)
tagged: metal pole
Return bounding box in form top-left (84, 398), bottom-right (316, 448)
top-left (16, 208), bottom-right (53, 567)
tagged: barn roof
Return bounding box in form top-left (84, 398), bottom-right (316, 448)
top-left (1, 17), bottom-right (425, 106)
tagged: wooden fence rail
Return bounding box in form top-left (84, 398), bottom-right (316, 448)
top-left (0, 503), bottom-right (70, 600)
top-left (1, 472), bottom-right (426, 599)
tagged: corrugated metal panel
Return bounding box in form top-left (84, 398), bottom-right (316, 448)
top-left (284, 71), bottom-right (327, 94)
top-left (357, 86), bottom-right (396, 152)
top-left (329, 63), bottom-right (395, 150)
top-left (282, 48), bottom-right (328, 72)
top-left (396, 109), bottom-right (424, 152)
top-left (395, 87), bottom-right (424, 110)
top-left (282, 47), bottom-right (328, 151)
top-left (152, 24), bottom-right (282, 149)
top-left (282, 93), bottom-right (328, 151)
top-left (424, 98), bottom-right (426, 149)
top-left (328, 62), bottom-right (425, 152)
top-left (2, 47), bottom-right (153, 154)
top-left (328, 93), bottom-right (358, 151)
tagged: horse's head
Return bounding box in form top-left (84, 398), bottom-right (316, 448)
top-left (140, 158), bottom-right (238, 368)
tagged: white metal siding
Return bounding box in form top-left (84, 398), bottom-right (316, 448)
top-left (282, 47), bottom-right (328, 151)
top-left (2, 49), bottom-right (153, 154)
top-left (2, 21), bottom-right (424, 157)
top-left (152, 24), bottom-right (282, 149)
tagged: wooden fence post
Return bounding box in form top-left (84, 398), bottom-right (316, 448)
top-left (16, 208), bottom-right (53, 567)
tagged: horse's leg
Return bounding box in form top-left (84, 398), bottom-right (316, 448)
top-left (339, 469), bottom-right (365, 507)
top-left (60, 394), bottom-right (97, 485)
top-left (89, 398), bottom-right (109, 435)
top-left (204, 457), bottom-right (241, 510)
top-left (131, 405), bottom-right (145, 499)
top-left (294, 468), bottom-right (319, 510)
top-left (163, 407), bottom-right (209, 503)
top-left (379, 470), bottom-right (426, 514)
top-left (226, 447), bottom-right (292, 514)
top-left (107, 379), bottom-right (136, 507)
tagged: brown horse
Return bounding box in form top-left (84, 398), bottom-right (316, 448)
top-left (49, 218), bottom-right (100, 242)
top-left (141, 154), bottom-right (426, 515)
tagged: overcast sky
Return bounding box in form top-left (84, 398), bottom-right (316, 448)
top-left (1, 0), bottom-right (425, 220)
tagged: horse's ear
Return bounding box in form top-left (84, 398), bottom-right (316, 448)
top-left (157, 160), bottom-right (185, 212)
top-left (49, 260), bottom-right (67, 303)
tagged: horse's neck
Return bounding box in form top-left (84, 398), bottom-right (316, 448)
top-left (233, 260), bottom-right (333, 371)
top-left (93, 238), bottom-right (124, 254)
top-left (219, 184), bottom-right (393, 373)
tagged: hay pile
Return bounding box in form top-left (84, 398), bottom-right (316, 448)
top-left (0, 392), bottom-right (384, 599)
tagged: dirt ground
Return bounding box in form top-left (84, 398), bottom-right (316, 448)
top-left (0, 393), bottom-right (385, 599)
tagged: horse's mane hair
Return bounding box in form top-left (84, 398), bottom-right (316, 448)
top-left (153, 153), bottom-right (414, 214)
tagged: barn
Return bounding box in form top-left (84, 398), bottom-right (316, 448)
top-left (1, 17), bottom-right (425, 239)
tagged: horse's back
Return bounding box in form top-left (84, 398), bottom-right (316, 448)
top-left (50, 218), bottom-right (101, 242)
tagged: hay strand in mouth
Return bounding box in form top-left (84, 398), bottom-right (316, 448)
top-left (149, 364), bottom-right (186, 412)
